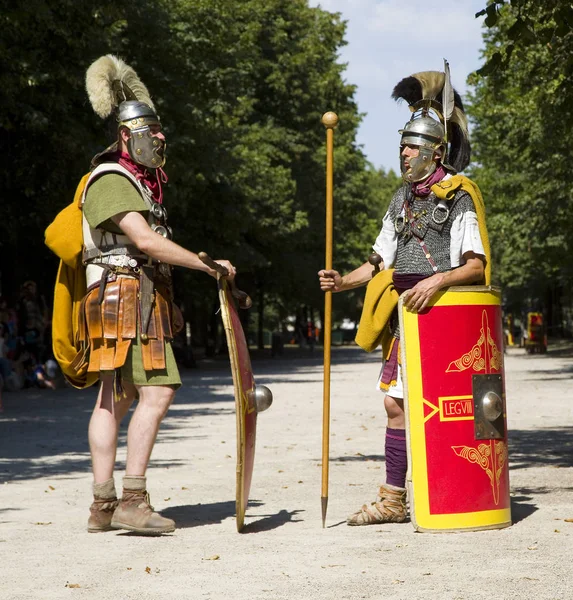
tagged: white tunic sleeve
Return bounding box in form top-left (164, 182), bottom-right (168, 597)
top-left (372, 212), bottom-right (398, 268)
top-left (450, 211), bottom-right (486, 267)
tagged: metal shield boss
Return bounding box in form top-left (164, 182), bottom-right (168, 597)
top-left (399, 286), bottom-right (511, 532)
top-left (217, 278), bottom-right (273, 532)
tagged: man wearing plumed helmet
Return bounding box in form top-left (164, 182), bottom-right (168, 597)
top-left (318, 62), bottom-right (490, 525)
top-left (75, 55), bottom-right (236, 535)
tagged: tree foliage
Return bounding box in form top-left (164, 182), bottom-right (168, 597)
top-left (1, 0), bottom-right (398, 344)
top-left (468, 0), bottom-right (573, 315)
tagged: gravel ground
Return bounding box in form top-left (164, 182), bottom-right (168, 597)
top-left (0, 341), bottom-right (572, 600)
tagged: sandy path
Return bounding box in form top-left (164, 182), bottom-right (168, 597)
top-left (1, 343), bottom-right (572, 600)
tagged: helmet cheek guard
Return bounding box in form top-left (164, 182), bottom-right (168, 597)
top-left (400, 146), bottom-right (438, 183)
top-left (127, 127), bottom-right (166, 169)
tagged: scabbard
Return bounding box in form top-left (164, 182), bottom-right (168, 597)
top-left (139, 264), bottom-right (155, 340)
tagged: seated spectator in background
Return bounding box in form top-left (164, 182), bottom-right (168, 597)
top-left (33, 361), bottom-right (57, 390)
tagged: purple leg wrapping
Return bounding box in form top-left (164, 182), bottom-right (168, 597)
top-left (385, 427), bottom-right (407, 488)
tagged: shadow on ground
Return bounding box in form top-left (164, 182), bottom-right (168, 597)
top-left (0, 347), bottom-right (376, 483)
top-left (509, 427), bottom-right (573, 470)
top-left (510, 493), bottom-right (538, 524)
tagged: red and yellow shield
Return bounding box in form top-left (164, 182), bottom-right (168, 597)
top-left (399, 286), bottom-right (511, 532)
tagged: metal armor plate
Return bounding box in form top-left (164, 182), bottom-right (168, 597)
top-left (399, 286), bottom-right (511, 532)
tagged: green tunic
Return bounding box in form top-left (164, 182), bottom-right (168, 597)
top-left (84, 173), bottom-right (148, 231)
top-left (84, 172), bottom-right (181, 388)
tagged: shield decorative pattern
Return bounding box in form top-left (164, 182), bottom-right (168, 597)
top-left (399, 286), bottom-right (511, 532)
top-left (217, 278), bottom-right (257, 532)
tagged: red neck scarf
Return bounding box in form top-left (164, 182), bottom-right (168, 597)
top-left (411, 164), bottom-right (447, 198)
top-left (112, 151), bottom-right (168, 204)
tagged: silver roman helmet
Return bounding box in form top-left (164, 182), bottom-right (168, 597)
top-left (86, 55), bottom-right (166, 169)
top-left (392, 60), bottom-right (470, 183)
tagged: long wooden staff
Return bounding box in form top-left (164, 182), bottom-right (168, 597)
top-left (321, 111), bottom-right (339, 528)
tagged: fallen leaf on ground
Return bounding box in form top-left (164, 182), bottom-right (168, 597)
top-left (65, 583), bottom-right (80, 588)
top-left (202, 555), bottom-right (220, 561)
top-left (48, 485), bottom-right (55, 491)
top-left (392, 579), bottom-right (404, 584)
top-left (145, 567), bottom-right (151, 574)
top-left (564, 518), bottom-right (573, 523)
top-left (527, 545), bottom-right (537, 550)
top-left (181, 487), bottom-right (188, 490)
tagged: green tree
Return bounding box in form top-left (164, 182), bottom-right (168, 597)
top-left (468, 1), bottom-right (573, 327)
top-left (1, 0), bottom-right (400, 349)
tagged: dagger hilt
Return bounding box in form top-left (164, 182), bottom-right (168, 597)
top-left (368, 252), bottom-right (382, 277)
top-left (198, 252), bottom-right (252, 309)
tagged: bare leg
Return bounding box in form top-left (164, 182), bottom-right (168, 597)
top-left (125, 385), bottom-right (175, 476)
top-left (384, 394), bottom-right (405, 429)
top-left (88, 375), bottom-right (136, 483)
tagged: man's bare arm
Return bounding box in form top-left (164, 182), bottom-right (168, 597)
top-left (112, 211), bottom-right (234, 278)
top-left (318, 260), bottom-right (381, 293)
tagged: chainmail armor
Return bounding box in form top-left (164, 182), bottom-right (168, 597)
top-left (385, 184), bottom-right (476, 338)
top-left (387, 185), bottom-right (475, 276)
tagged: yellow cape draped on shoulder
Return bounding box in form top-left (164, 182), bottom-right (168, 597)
top-left (45, 173), bottom-right (98, 389)
top-left (354, 268), bottom-right (399, 355)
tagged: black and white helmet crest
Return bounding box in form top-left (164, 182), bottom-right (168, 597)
top-left (392, 60), bottom-right (470, 181)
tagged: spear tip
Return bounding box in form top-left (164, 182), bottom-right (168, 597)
top-left (321, 496), bottom-right (328, 528)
